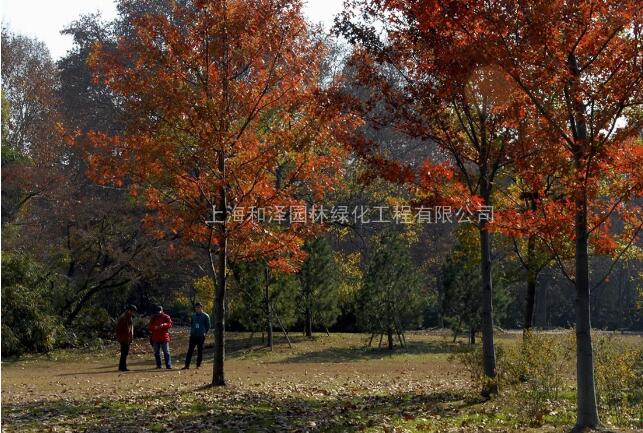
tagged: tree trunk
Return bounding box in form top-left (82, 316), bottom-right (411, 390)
top-left (211, 1), bottom-right (230, 387)
top-left (304, 304), bottom-right (313, 338)
top-left (274, 310), bottom-right (292, 348)
top-left (469, 327), bottom-right (476, 345)
top-left (524, 234), bottom-right (537, 330)
top-left (568, 52), bottom-right (600, 428)
top-left (387, 327), bottom-right (394, 350)
top-left (211, 149), bottom-right (228, 387)
top-left (265, 279), bottom-right (273, 350)
top-left (479, 184), bottom-right (497, 397)
top-left (367, 333), bottom-right (375, 347)
top-left (573, 193), bottom-right (600, 429)
top-left (211, 236), bottom-right (227, 386)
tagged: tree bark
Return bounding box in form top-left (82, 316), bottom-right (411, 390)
top-left (573, 191), bottom-right (600, 429)
top-left (469, 327), bottom-right (476, 345)
top-left (387, 327), bottom-right (394, 350)
top-left (479, 182), bottom-right (497, 397)
top-left (211, 235), bottom-right (227, 386)
top-left (524, 234), bottom-right (537, 330)
top-left (304, 304), bottom-right (313, 338)
top-left (265, 274), bottom-right (273, 350)
top-left (211, 149), bottom-right (228, 387)
top-left (568, 52), bottom-right (600, 429)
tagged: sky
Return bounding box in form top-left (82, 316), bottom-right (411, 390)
top-left (1, 0), bottom-right (345, 60)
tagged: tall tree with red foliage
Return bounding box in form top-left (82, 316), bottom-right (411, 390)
top-left (337, 1), bottom-right (533, 397)
top-left (85, 0), bottom-right (348, 386)
top-left (341, 0), bottom-right (642, 429)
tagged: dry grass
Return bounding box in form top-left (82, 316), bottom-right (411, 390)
top-left (1, 330), bottom-right (641, 433)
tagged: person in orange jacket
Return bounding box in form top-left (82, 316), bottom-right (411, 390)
top-left (148, 305), bottom-right (173, 369)
top-left (115, 304), bottom-right (137, 371)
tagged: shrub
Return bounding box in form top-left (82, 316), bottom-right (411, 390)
top-left (515, 332), bottom-right (571, 421)
top-left (453, 343), bottom-right (504, 394)
top-left (132, 315), bottom-right (152, 339)
top-left (1, 324), bottom-right (22, 356)
top-left (71, 306), bottom-right (114, 342)
top-left (594, 334), bottom-right (642, 424)
top-left (1, 253), bottom-right (64, 356)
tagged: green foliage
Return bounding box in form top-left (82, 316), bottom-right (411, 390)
top-left (299, 236), bottom-right (341, 331)
top-left (334, 251), bottom-right (362, 304)
top-left (441, 228), bottom-right (511, 340)
top-left (69, 306), bottom-right (114, 342)
top-left (441, 247), bottom-right (480, 338)
top-left (1, 252), bottom-right (64, 356)
top-left (229, 261), bottom-right (299, 332)
top-left (230, 261), bottom-right (266, 332)
top-left (357, 230), bottom-right (427, 343)
top-left (192, 276), bottom-right (214, 314)
top-left (172, 276), bottom-right (215, 321)
top-left (1, 87), bottom-right (27, 165)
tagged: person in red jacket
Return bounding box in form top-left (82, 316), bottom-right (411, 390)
top-left (148, 305), bottom-right (173, 369)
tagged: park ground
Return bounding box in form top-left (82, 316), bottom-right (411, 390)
top-left (1, 330), bottom-right (641, 433)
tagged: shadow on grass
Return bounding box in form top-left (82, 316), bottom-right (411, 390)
top-left (73, 336), bottom-right (467, 372)
top-left (1, 385), bottom-right (476, 433)
top-left (277, 339), bottom-right (467, 364)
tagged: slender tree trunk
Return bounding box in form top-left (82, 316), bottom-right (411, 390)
top-left (305, 304), bottom-right (313, 338)
top-left (211, 0), bottom-right (229, 388)
top-left (437, 274), bottom-right (445, 329)
top-left (469, 327), bottom-right (476, 345)
top-left (211, 149), bottom-right (228, 386)
top-left (524, 234), bottom-right (537, 330)
top-left (211, 233), bottom-right (227, 386)
top-left (367, 333), bottom-right (375, 347)
top-left (274, 310), bottom-right (292, 348)
top-left (573, 193), bottom-right (600, 429)
top-left (394, 318), bottom-right (406, 348)
top-left (568, 52), bottom-right (600, 428)
top-left (479, 183), bottom-right (497, 397)
top-left (387, 327), bottom-right (394, 350)
top-left (265, 280), bottom-right (273, 350)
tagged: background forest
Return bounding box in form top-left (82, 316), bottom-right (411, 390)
top-left (2, 1), bottom-right (642, 432)
top-left (2, 0), bottom-right (641, 359)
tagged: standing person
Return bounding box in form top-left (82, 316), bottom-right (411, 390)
top-left (115, 304), bottom-right (137, 372)
top-left (182, 302), bottom-right (211, 370)
top-left (148, 306), bottom-right (173, 369)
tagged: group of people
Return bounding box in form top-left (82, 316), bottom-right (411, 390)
top-left (115, 302), bottom-right (211, 372)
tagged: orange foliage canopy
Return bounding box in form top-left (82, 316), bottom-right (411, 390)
top-left (84, 0), bottom-right (351, 272)
top-left (344, 0), bottom-right (642, 263)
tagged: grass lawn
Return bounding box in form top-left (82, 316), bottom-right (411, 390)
top-left (1, 329), bottom-right (641, 432)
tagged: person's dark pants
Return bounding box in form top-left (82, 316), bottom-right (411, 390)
top-left (119, 342), bottom-right (130, 371)
top-left (184, 335), bottom-right (205, 368)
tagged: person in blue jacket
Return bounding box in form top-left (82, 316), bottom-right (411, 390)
top-left (182, 302), bottom-right (210, 369)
